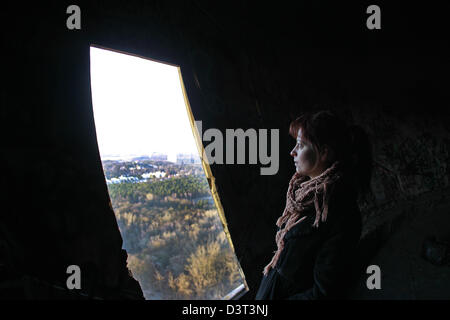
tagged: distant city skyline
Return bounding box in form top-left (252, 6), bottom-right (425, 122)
top-left (101, 151), bottom-right (200, 163)
top-left (90, 46), bottom-right (198, 163)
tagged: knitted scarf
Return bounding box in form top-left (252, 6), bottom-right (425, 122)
top-left (263, 161), bottom-right (344, 276)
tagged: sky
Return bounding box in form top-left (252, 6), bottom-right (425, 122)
top-left (89, 46), bottom-right (198, 163)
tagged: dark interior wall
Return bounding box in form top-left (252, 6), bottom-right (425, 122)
top-left (1, 1), bottom-right (448, 299)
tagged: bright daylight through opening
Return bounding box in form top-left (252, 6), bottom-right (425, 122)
top-left (89, 45), bottom-right (247, 299)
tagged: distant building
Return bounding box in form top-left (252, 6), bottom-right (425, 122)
top-left (176, 153), bottom-right (201, 165)
top-left (106, 175), bottom-right (143, 184)
top-left (142, 171), bottom-right (166, 179)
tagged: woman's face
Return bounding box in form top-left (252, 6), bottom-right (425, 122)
top-left (290, 128), bottom-right (326, 178)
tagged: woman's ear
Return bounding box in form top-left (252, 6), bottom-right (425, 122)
top-left (321, 145), bottom-right (334, 164)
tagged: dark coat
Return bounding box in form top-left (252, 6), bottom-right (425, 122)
top-left (255, 177), bottom-right (362, 300)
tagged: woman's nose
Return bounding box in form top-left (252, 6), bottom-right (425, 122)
top-left (290, 148), bottom-right (296, 157)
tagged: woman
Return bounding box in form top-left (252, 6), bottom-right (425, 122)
top-left (255, 110), bottom-right (373, 300)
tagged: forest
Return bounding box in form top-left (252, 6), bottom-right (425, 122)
top-left (107, 173), bottom-right (244, 299)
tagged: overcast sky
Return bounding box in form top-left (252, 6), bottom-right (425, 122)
top-left (89, 46), bottom-right (198, 162)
